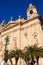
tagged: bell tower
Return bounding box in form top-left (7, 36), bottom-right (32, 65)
top-left (27, 4), bottom-right (39, 20)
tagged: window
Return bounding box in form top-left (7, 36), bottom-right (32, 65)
top-left (30, 10), bottom-right (33, 14)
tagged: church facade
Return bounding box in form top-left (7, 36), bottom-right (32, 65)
top-left (0, 4), bottom-right (43, 65)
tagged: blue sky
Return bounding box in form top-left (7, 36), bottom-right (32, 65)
top-left (0, 0), bottom-right (43, 23)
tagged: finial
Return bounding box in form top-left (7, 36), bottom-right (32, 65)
top-left (29, 3), bottom-right (32, 7)
top-left (29, 3), bottom-right (35, 8)
top-left (2, 19), bottom-right (5, 23)
top-left (11, 16), bottom-right (13, 20)
top-left (19, 15), bottom-right (21, 19)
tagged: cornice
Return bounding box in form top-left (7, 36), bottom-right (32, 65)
top-left (1, 15), bottom-right (41, 33)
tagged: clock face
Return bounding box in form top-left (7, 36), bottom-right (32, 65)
top-left (30, 10), bottom-right (33, 14)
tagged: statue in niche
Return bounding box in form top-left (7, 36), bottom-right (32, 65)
top-left (34, 34), bottom-right (38, 44)
top-left (32, 32), bottom-right (38, 45)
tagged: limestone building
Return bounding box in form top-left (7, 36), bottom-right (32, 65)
top-left (0, 4), bottom-right (43, 64)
